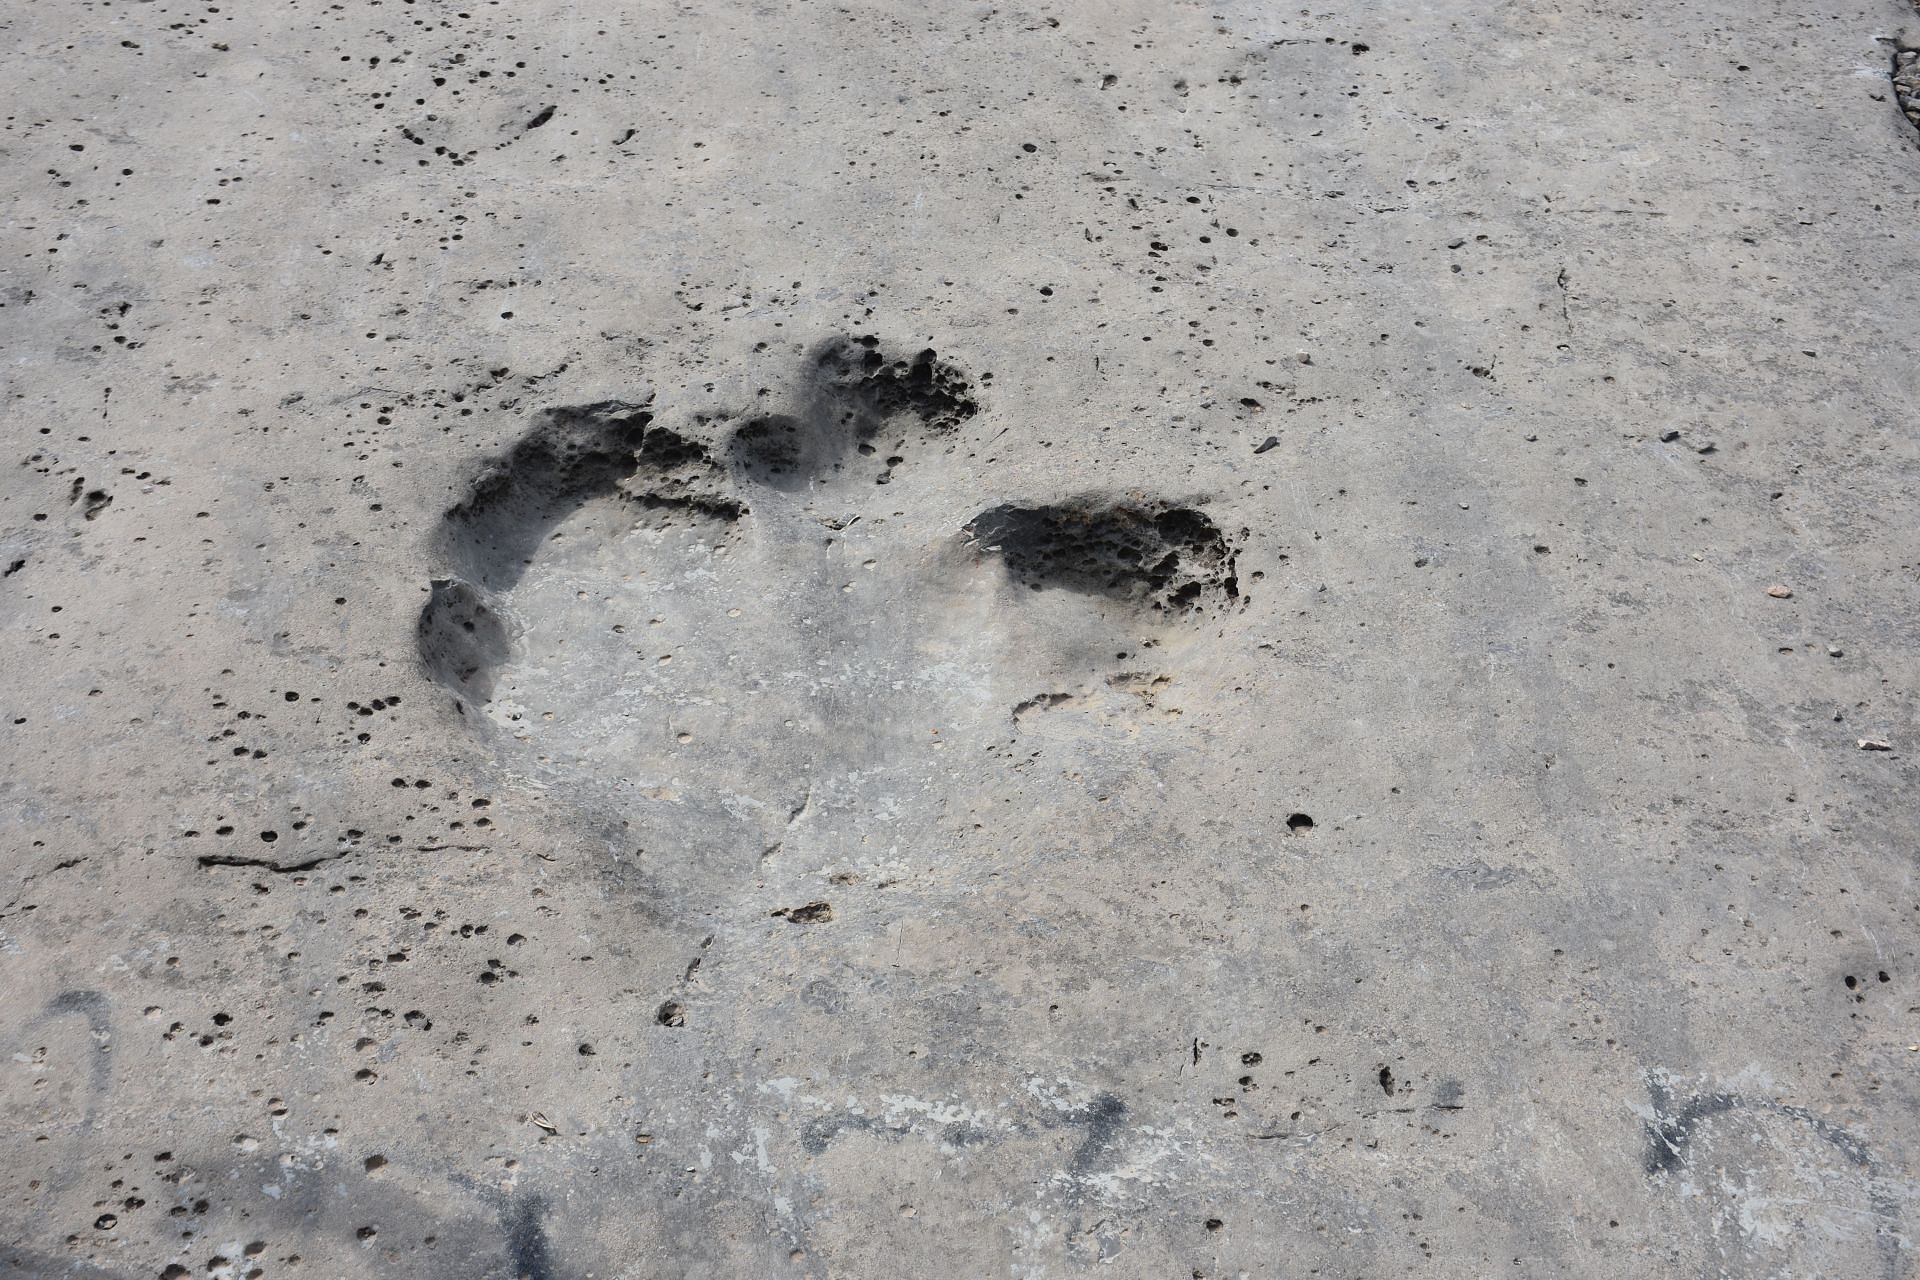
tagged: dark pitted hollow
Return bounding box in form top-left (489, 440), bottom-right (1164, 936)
top-left (964, 497), bottom-right (1239, 614)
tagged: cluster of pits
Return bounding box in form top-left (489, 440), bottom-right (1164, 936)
top-left (963, 498), bottom-right (1240, 614)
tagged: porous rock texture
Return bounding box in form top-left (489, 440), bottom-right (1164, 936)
top-left (4, 1), bottom-right (1920, 1277)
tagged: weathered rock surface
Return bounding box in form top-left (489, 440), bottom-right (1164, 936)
top-left (3, 0), bottom-right (1920, 1276)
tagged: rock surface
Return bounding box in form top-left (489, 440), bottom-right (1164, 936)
top-left (3, 1), bottom-right (1920, 1277)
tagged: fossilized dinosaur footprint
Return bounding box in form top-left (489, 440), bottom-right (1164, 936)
top-left (414, 335), bottom-right (1243, 897)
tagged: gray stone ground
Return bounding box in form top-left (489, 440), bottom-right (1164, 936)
top-left (4, 1), bottom-right (1920, 1277)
